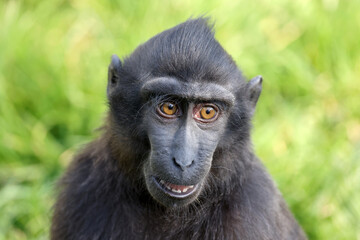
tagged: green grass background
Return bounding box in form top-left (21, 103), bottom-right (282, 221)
top-left (1, 0), bottom-right (359, 239)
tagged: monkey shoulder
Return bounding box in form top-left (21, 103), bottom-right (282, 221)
top-left (226, 158), bottom-right (307, 239)
top-left (51, 144), bottom-right (143, 239)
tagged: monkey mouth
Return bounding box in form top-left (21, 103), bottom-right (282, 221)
top-left (154, 177), bottom-right (198, 198)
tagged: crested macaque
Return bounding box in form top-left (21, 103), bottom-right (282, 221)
top-left (51, 18), bottom-right (307, 240)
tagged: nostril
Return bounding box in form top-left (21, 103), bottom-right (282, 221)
top-left (189, 159), bottom-right (195, 167)
top-left (172, 157), bottom-right (178, 166)
top-left (173, 157), bottom-right (195, 170)
top-left (173, 157), bottom-right (183, 169)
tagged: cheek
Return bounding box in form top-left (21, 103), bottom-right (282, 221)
top-left (146, 117), bottom-right (178, 139)
top-left (147, 129), bottom-right (175, 154)
top-left (198, 131), bottom-right (222, 149)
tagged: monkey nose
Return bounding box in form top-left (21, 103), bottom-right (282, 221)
top-left (172, 157), bottom-right (195, 171)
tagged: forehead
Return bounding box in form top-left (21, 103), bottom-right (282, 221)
top-left (141, 77), bottom-right (235, 106)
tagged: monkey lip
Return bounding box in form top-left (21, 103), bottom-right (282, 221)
top-left (154, 177), bottom-right (198, 198)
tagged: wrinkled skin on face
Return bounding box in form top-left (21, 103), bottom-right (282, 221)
top-left (142, 96), bottom-right (231, 207)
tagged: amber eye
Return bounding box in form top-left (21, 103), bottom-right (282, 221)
top-left (200, 107), bottom-right (216, 119)
top-left (158, 102), bottom-right (178, 117)
top-left (194, 104), bottom-right (219, 122)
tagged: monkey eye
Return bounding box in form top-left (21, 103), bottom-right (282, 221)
top-left (194, 104), bottom-right (219, 123)
top-left (157, 102), bottom-right (179, 118)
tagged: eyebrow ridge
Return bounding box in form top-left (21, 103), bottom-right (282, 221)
top-left (141, 77), bottom-right (235, 106)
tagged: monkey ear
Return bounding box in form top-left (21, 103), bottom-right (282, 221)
top-left (107, 54), bottom-right (122, 97)
top-left (246, 75), bottom-right (263, 110)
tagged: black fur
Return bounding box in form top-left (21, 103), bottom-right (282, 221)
top-left (51, 18), bottom-right (306, 240)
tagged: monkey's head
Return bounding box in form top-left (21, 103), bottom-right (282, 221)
top-left (106, 18), bottom-right (262, 208)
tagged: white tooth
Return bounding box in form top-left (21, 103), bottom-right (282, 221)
top-left (172, 188), bottom-right (182, 193)
top-left (160, 180), bottom-right (165, 184)
top-left (189, 185), bottom-right (194, 189)
top-left (182, 188), bottom-right (188, 193)
top-left (166, 185), bottom-right (172, 190)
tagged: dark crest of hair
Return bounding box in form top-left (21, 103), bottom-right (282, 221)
top-left (122, 17), bottom-right (240, 84)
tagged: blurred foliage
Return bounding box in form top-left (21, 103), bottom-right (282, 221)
top-left (0, 0), bottom-right (359, 239)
